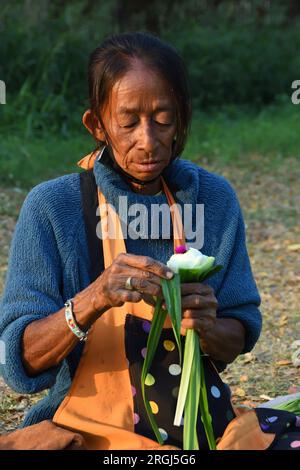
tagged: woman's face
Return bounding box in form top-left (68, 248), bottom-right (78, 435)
top-left (99, 60), bottom-right (177, 182)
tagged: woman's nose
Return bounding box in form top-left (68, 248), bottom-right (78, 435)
top-left (137, 122), bottom-right (157, 153)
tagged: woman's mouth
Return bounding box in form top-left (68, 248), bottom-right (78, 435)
top-left (135, 161), bottom-right (163, 172)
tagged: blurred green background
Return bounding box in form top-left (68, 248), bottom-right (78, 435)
top-left (0, 0), bottom-right (300, 187)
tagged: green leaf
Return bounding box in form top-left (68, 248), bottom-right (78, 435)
top-left (141, 297), bottom-right (167, 444)
top-left (198, 264), bottom-right (223, 282)
top-left (161, 274), bottom-right (182, 365)
top-left (174, 329), bottom-right (195, 426)
top-left (178, 263), bottom-right (222, 283)
top-left (199, 351), bottom-right (217, 450)
top-left (271, 397), bottom-right (300, 414)
top-left (183, 333), bottom-right (201, 450)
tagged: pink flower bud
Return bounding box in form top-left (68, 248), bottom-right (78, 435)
top-left (175, 245), bottom-right (187, 254)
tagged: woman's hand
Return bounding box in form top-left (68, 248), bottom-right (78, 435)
top-left (91, 253), bottom-right (174, 312)
top-left (179, 283), bottom-right (218, 337)
top-left (22, 253), bottom-right (173, 376)
top-left (169, 282), bottom-right (246, 363)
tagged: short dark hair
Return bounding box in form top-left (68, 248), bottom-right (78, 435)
top-left (88, 32), bottom-right (192, 159)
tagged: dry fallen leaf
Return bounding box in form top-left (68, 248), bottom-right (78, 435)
top-left (260, 394), bottom-right (272, 401)
top-left (278, 315), bottom-right (288, 327)
top-left (235, 387), bottom-right (246, 397)
top-left (275, 359), bottom-right (292, 366)
top-left (239, 374), bottom-right (248, 382)
top-left (243, 352), bottom-right (255, 364)
top-left (287, 244), bottom-right (300, 251)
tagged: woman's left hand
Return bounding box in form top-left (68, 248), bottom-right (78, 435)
top-left (179, 283), bottom-right (218, 337)
top-left (162, 282), bottom-right (246, 363)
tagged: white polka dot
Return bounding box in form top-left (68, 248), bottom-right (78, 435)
top-left (169, 364), bottom-right (181, 376)
top-left (180, 416), bottom-right (184, 426)
top-left (159, 428), bottom-right (168, 441)
top-left (172, 387), bottom-right (179, 398)
top-left (211, 386), bottom-right (221, 398)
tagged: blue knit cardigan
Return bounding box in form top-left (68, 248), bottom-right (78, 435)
top-left (0, 157), bottom-right (262, 427)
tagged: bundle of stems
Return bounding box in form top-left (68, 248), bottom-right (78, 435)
top-left (141, 256), bottom-right (222, 449)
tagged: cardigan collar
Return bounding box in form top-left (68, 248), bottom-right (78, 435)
top-left (92, 154), bottom-right (200, 210)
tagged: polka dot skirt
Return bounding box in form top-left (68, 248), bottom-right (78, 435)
top-left (125, 314), bottom-right (235, 449)
top-left (124, 314), bottom-right (300, 450)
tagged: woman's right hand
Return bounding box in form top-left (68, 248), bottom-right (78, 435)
top-left (91, 253), bottom-right (174, 312)
top-left (21, 254), bottom-right (173, 376)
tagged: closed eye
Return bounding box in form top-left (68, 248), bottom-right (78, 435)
top-left (155, 121), bottom-right (172, 126)
top-left (122, 122), bottom-right (137, 128)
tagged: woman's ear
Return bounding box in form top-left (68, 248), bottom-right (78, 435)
top-left (82, 109), bottom-right (106, 142)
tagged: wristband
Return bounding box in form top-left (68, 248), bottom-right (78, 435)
top-left (65, 298), bottom-right (89, 342)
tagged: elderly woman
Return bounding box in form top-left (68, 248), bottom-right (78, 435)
top-left (0, 32), bottom-right (266, 450)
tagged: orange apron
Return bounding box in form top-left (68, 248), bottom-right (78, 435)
top-left (53, 152), bottom-right (186, 450)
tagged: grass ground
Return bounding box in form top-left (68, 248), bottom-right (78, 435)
top-left (0, 105), bottom-right (299, 432)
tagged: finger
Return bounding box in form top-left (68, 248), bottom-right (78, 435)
top-left (116, 253), bottom-right (174, 280)
top-left (116, 289), bottom-right (144, 305)
top-left (131, 278), bottom-right (163, 297)
top-left (114, 265), bottom-right (164, 287)
top-left (117, 275), bottom-right (163, 298)
top-left (180, 318), bottom-right (199, 331)
top-left (181, 283), bottom-right (213, 296)
top-left (182, 308), bottom-right (216, 320)
top-left (181, 294), bottom-right (218, 310)
top-left (181, 316), bottom-right (215, 334)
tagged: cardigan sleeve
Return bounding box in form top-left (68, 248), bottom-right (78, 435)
top-left (214, 199), bottom-right (262, 354)
top-left (0, 185), bottom-right (65, 393)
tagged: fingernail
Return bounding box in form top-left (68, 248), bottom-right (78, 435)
top-left (166, 271), bottom-right (174, 279)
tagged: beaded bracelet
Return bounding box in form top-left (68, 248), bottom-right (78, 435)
top-left (65, 298), bottom-right (88, 342)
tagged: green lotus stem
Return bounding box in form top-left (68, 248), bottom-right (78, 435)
top-left (174, 328), bottom-right (195, 426)
top-left (183, 331), bottom-right (200, 450)
top-left (141, 297), bottom-right (166, 444)
top-left (141, 275), bottom-right (182, 443)
top-left (174, 264), bottom-right (220, 450)
top-left (141, 247), bottom-right (222, 448)
top-left (161, 274), bottom-right (182, 365)
top-left (199, 348), bottom-right (217, 449)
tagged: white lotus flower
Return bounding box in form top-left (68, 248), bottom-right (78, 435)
top-left (167, 247), bottom-right (213, 273)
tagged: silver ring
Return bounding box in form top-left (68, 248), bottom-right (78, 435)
top-left (125, 276), bottom-right (134, 290)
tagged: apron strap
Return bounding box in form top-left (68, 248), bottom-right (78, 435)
top-left (79, 169), bottom-right (104, 282)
